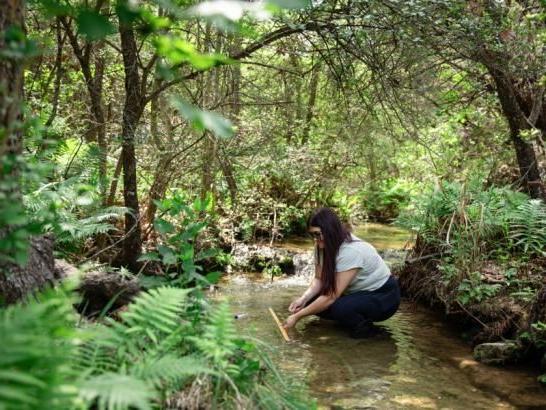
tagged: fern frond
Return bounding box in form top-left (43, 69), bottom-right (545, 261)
top-left (118, 287), bottom-right (191, 344)
top-left (509, 200), bottom-right (546, 256)
top-left (79, 373), bottom-right (156, 410)
top-left (0, 285), bottom-right (79, 409)
top-left (189, 302), bottom-right (239, 372)
top-left (132, 354), bottom-right (214, 389)
top-left (73, 326), bottom-right (119, 374)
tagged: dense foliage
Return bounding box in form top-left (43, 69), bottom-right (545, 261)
top-left (1, 0), bottom-right (546, 405)
top-left (0, 281), bottom-right (310, 409)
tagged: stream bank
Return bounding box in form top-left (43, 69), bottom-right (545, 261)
top-left (396, 241), bottom-right (546, 385)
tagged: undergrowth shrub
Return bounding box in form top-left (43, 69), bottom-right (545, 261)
top-left (397, 179), bottom-right (546, 308)
top-left (397, 179), bottom-right (545, 264)
top-left (24, 177), bottom-right (125, 254)
top-left (0, 283), bottom-right (312, 410)
top-left (138, 192), bottom-right (223, 288)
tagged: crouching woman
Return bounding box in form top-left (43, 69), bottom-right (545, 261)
top-left (283, 207), bottom-right (400, 338)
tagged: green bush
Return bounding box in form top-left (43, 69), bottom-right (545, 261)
top-left (359, 179), bottom-right (417, 222)
top-left (138, 192), bottom-right (222, 288)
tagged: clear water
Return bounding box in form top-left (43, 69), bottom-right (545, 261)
top-left (218, 223), bottom-right (546, 409)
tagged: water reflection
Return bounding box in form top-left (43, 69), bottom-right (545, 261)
top-left (221, 280), bottom-right (516, 409)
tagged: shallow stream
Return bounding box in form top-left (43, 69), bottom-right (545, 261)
top-left (219, 224), bottom-right (546, 409)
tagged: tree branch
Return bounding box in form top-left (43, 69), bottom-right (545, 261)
top-left (144, 21), bottom-right (334, 104)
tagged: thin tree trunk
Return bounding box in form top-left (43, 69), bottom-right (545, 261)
top-left (61, 13), bottom-right (109, 202)
top-left (0, 1), bottom-right (62, 303)
top-left (217, 149), bottom-right (237, 205)
top-left (107, 152), bottom-right (123, 205)
top-left (143, 88), bottom-right (172, 230)
top-left (201, 132), bottom-right (216, 202)
top-left (45, 18), bottom-right (64, 128)
top-left (200, 26), bottom-right (218, 203)
top-left (214, 35), bottom-right (241, 205)
top-left (119, 17), bottom-right (144, 269)
top-left (301, 63), bottom-right (320, 145)
top-left (143, 156), bottom-right (172, 229)
top-left (93, 44), bottom-right (108, 203)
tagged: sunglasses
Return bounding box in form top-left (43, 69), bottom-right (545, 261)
top-left (308, 231), bottom-right (323, 240)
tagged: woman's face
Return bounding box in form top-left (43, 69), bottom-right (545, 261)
top-left (308, 226), bottom-right (325, 249)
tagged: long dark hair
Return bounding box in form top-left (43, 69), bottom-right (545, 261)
top-left (308, 207), bottom-right (351, 296)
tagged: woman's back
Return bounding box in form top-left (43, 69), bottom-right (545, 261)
top-left (335, 234), bottom-right (390, 294)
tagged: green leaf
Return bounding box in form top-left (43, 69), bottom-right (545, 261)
top-left (196, 248), bottom-right (220, 261)
top-left (0, 26), bottom-right (39, 60)
top-left (77, 9), bottom-right (115, 41)
top-left (171, 97), bottom-right (234, 139)
top-left (38, 0), bottom-right (73, 17)
top-left (267, 0), bottom-right (312, 9)
top-left (115, 2), bottom-right (142, 24)
top-left (153, 35), bottom-right (230, 70)
top-left (154, 219), bottom-right (175, 235)
top-left (206, 271), bottom-right (222, 284)
top-left (157, 245), bottom-right (177, 265)
top-left (137, 252), bottom-right (161, 262)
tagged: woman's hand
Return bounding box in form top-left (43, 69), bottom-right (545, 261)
top-left (283, 314), bottom-right (299, 330)
top-left (288, 297), bottom-right (306, 313)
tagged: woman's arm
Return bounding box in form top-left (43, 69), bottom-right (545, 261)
top-left (284, 268), bottom-right (358, 328)
top-left (288, 275), bottom-right (321, 313)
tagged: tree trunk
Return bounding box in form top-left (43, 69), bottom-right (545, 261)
top-left (143, 155), bottom-right (173, 229)
top-left (107, 152), bottom-right (123, 205)
top-left (216, 36), bottom-right (242, 206)
top-left (488, 66), bottom-right (546, 200)
top-left (44, 18), bottom-right (64, 128)
top-left (201, 132), bottom-right (216, 202)
top-left (0, 236), bottom-right (62, 305)
top-left (0, 0), bottom-right (57, 306)
top-left (92, 45), bottom-right (108, 203)
top-left (61, 14), bottom-right (109, 202)
top-left (200, 27), bottom-right (218, 203)
top-left (119, 18), bottom-right (144, 269)
top-left (217, 148), bottom-right (237, 205)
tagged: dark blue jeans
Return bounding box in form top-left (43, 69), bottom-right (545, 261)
top-left (310, 275), bottom-right (401, 331)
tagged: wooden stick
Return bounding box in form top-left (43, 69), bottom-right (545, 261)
top-left (268, 307), bottom-right (290, 342)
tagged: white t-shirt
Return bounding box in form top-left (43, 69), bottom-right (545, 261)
top-left (335, 234), bottom-right (390, 294)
